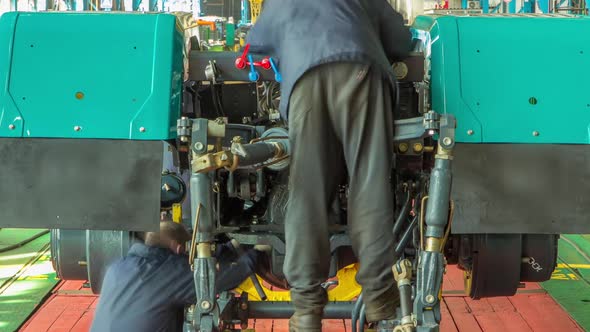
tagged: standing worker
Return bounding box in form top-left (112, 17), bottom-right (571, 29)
top-left (246, 0), bottom-right (412, 331)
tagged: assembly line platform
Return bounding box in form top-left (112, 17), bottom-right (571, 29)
top-left (18, 274), bottom-right (583, 332)
top-left (0, 229), bottom-right (588, 332)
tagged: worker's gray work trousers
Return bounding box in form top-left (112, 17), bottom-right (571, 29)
top-left (284, 62), bottom-right (399, 323)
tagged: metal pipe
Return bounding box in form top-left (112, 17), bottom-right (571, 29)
top-left (351, 293), bottom-right (363, 332)
top-left (395, 216), bottom-right (419, 257)
top-left (358, 304), bottom-right (366, 332)
top-left (248, 302), bottom-right (355, 319)
top-left (236, 142), bottom-right (280, 166)
top-left (190, 173), bottom-right (215, 242)
top-left (424, 158), bottom-right (452, 238)
top-left (392, 259), bottom-right (413, 330)
top-left (249, 275), bottom-right (268, 301)
top-left (399, 283), bottom-right (412, 324)
top-left (392, 191), bottom-right (412, 238)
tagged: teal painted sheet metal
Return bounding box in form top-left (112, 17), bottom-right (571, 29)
top-left (412, 15), bottom-right (590, 144)
top-left (0, 12), bottom-right (184, 140)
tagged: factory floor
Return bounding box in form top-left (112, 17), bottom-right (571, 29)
top-left (1, 229), bottom-right (589, 332)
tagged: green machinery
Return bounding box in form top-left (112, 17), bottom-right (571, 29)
top-left (414, 14), bottom-right (590, 144)
top-left (0, 11), bottom-right (589, 332)
top-left (0, 12), bottom-right (183, 140)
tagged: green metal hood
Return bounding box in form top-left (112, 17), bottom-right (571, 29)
top-left (0, 12), bottom-right (184, 140)
top-left (412, 14), bottom-right (590, 144)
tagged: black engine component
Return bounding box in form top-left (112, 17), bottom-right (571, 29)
top-left (199, 83), bottom-right (258, 123)
top-left (224, 124), bottom-right (258, 147)
top-left (161, 172), bottom-right (187, 210)
top-left (396, 82), bottom-right (419, 120)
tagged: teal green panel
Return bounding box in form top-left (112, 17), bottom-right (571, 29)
top-left (0, 12), bottom-right (184, 140)
top-left (412, 15), bottom-right (590, 144)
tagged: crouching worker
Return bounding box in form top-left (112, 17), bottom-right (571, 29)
top-left (91, 222), bottom-right (194, 332)
top-left (91, 222), bottom-right (261, 332)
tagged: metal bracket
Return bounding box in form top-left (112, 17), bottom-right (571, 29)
top-left (177, 116), bottom-right (192, 143)
top-left (414, 81), bottom-right (429, 115)
top-left (193, 257), bottom-right (219, 332)
top-left (393, 259), bottom-right (415, 332)
top-left (227, 233), bottom-right (287, 255)
top-left (413, 251), bottom-right (444, 331)
top-left (393, 111), bottom-right (443, 143)
top-left (438, 114), bottom-right (457, 150)
top-left (423, 111), bottom-right (440, 131)
top-left (192, 151), bottom-right (234, 173)
top-left (393, 117), bottom-right (430, 142)
top-left (191, 119), bottom-right (210, 155)
top-left (205, 60), bottom-right (220, 84)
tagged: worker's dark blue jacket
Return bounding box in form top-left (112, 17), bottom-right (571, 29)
top-left (246, 0), bottom-right (412, 120)
top-left (90, 243), bottom-right (195, 332)
top-left (90, 242), bottom-right (260, 332)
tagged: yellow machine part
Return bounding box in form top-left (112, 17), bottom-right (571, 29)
top-left (234, 263), bottom-right (361, 301)
top-left (463, 270), bottom-right (473, 296)
top-left (172, 203), bottom-right (182, 223)
top-left (249, 0), bottom-right (264, 24)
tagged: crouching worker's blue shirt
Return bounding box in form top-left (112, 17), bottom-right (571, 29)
top-left (91, 243), bottom-right (196, 332)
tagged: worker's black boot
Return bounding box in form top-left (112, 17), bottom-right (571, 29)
top-left (288, 312), bottom-right (322, 332)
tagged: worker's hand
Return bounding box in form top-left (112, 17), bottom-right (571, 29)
top-left (216, 249), bottom-right (263, 292)
top-left (172, 242), bottom-right (185, 255)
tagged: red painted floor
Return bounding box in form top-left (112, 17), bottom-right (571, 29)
top-left (19, 266), bottom-right (583, 332)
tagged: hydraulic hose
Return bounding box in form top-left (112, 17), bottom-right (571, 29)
top-left (395, 216), bottom-right (419, 258)
top-left (392, 191), bottom-right (412, 238)
top-left (351, 292), bottom-right (364, 332)
top-left (358, 303), bottom-right (367, 332)
top-left (399, 283), bottom-right (412, 324)
top-left (236, 142), bottom-right (278, 166)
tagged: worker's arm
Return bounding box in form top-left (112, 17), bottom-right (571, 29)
top-left (173, 255), bottom-right (198, 305)
top-left (245, 0), bottom-right (279, 55)
top-left (373, 0), bottom-right (412, 63)
top-left (216, 249), bottom-right (261, 292)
